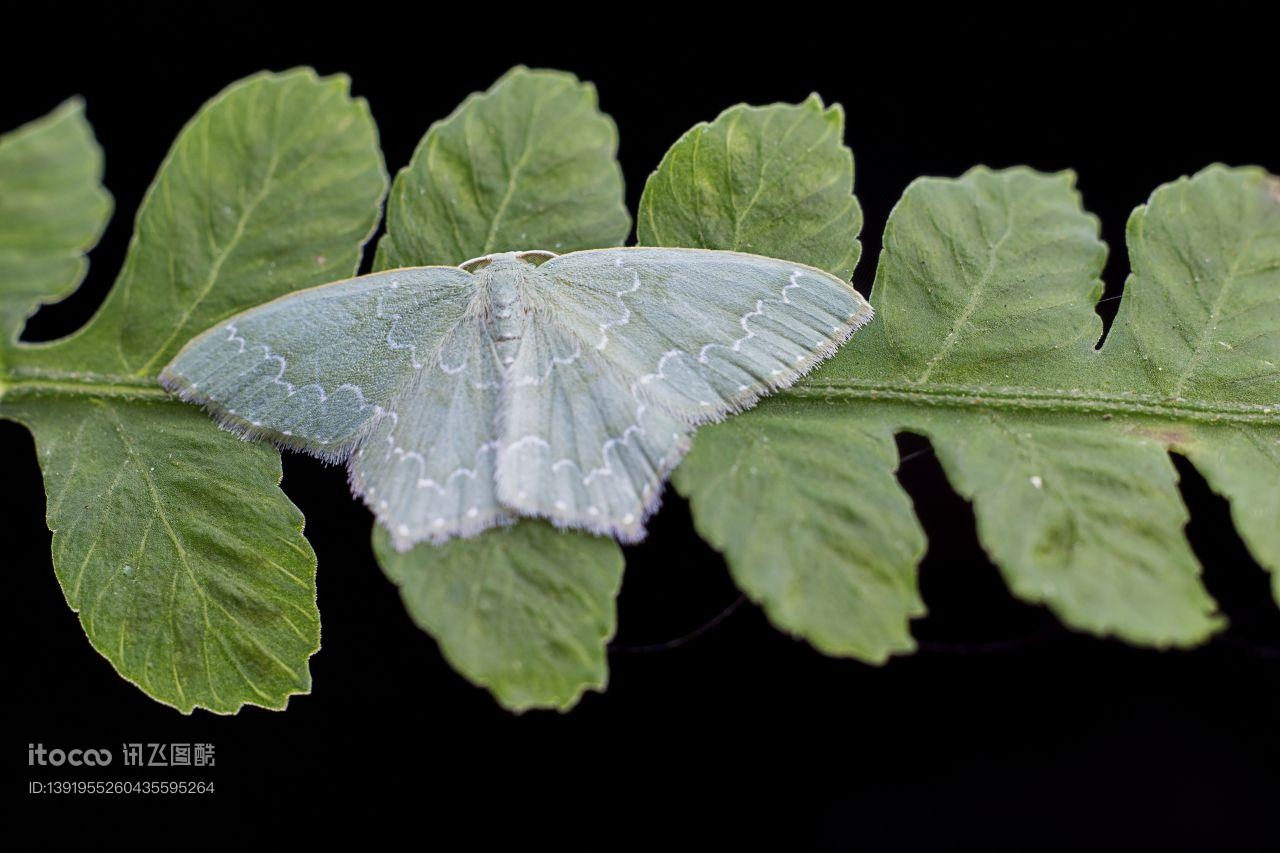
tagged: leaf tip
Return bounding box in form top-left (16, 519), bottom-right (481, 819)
top-left (277, 64), bottom-right (324, 81)
top-left (497, 676), bottom-right (606, 715)
top-left (812, 93), bottom-right (845, 124)
top-left (497, 64), bottom-right (586, 92)
top-left (54, 95), bottom-right (89, 118)
top-left (801, 91), bottom-right (827, 109)
top-left (497, 63), bottom-right (533, 81)
top-left (1054, 167), bottom-right (1081, 188)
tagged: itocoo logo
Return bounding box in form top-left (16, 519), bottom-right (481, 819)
top-left (28, 744), bottom-right (113, 766)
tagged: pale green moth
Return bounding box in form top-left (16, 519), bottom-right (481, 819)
top-left (160, 247), bottom-right (872, 550)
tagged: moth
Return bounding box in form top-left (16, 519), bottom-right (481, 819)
top-left (161, 247), bottom-right (872, 550)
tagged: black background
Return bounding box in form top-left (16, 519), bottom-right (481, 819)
top-left (7, 21), bottom-right (1278, 847)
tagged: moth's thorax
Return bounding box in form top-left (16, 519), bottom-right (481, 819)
top-left (469, 252), bottom-right (549, 367)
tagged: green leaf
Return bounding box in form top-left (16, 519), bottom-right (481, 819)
top-left (0, 98), bottom-right (111, 354)
top-left (638, 95), bottom-right (861, 281)
top-left (842, 169), bottom-right (1220, 643)
top-left (375, 65), bottom-right (630, 269)
top-left (1182, 427), bottom-right (1280, 603)
top-left (19, 70), bottom-right (387, 378)
top-left (672, 404), bottom-right (925, 661)
top-left (374, 523), bottom-right (624, 712)
top-left (1102, 167), bottom-right (1279, 407)
top-left (7, 398), bottom-right (316, 712)
top-left (1100, 167), bottom-right (1280, 601)
top-left (641, 99), bottom-right (926, 660)
top-left (370, 67), bottom-right (630, 711)
top-left (860, 168), bottom-right (1105, 388)
top-left (1, 69), bottom-right (388, 712)
top-left (657, 153), bottom-right (1278, 653)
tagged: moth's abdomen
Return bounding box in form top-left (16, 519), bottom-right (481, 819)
top-left (491, 305), bottom-right (526, 367)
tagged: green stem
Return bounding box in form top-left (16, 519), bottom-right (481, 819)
top-left (0, 366), bottom-right (169, 404)
top-left (4, 366), bottom-right (1275, 427)
top-left (787, 378), bottom-right (1278, 426)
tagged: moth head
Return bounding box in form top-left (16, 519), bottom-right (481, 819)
top-left (460, 249), bottom-right (558, 272)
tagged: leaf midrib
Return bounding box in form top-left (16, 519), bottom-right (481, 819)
top-left (0, 366), bottom-right (168, 402)
top-left (98, 397), bottom-right (304, 695)
top-left (133, 144), bottom-right (284, 377)
top-left (787, 377), bottom-right (1278, 425)
top-left (916, 180), bottom-right (1016, 384)
top-left (1171, 206), bottom-right (1264, 399)
top-left (480, 86), bottom-right (556, 254)
top-left (4, 363), bottom-right (1276, 427)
